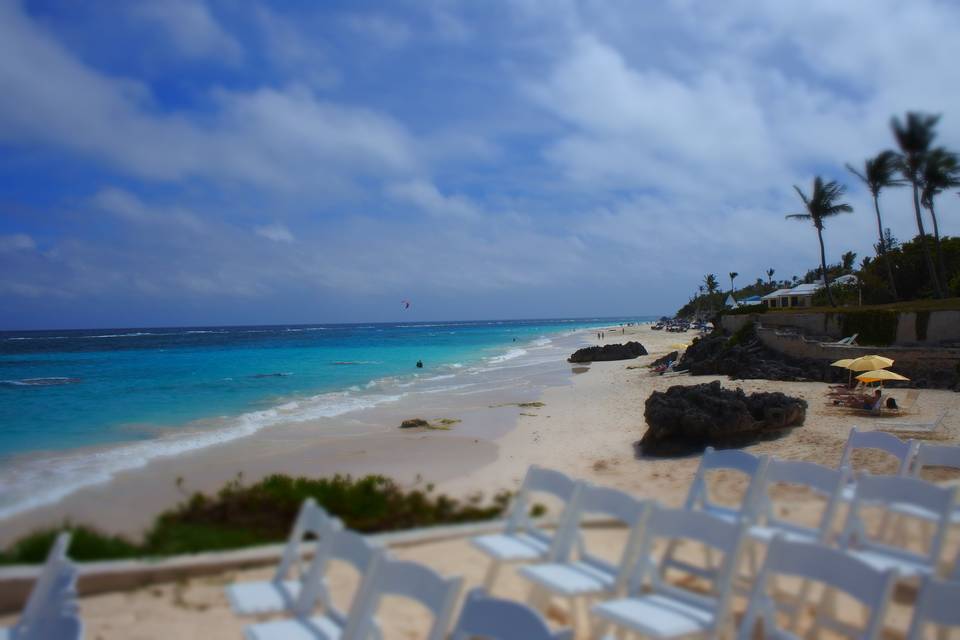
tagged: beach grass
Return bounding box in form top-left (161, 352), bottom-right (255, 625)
top-left (0, 473), bottom-right (511, 564)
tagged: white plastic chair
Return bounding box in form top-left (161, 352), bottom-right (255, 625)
top-left (663, 447), bottom-right (767, 581)
top-left (907, 443), bottom-right (960, 525)
top-left (590, 504), bottom-right (749, 639)
top-left (838, 428), bottom-right (916, 501)
top-left (518, 485), bottom-right (651, 632)
top-left (0, 532), bottom-right (82, 640)
top-left (245, 530), bottom-right (382, 640)
top-left (451, 587), bottom-right (573, 640)
top-left (749, 459), bottom-right (848, 545)
top-left (840, 473), bottom-right (956, 583)
top-left (907, 577), bottom-right (960, 639)
top-left (228, 498), bottom-right (339, 616)
top-left (342, 557), bottom-right (463, 640)
top-left (471, 466), bottom-right (582, 590)
top-left (738, 536), bottom-right (897, 640)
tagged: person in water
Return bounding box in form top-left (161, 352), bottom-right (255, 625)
top-left (416, 360), bottom-right (423, 368)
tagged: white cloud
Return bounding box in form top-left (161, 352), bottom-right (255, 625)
top-left (255, 224), bottom-right (295, 243)
top-left (343, 13), bottom-right (412, 48)
top-left (387, 180), bottom-right (480, 220)
top-left (128, 0), bottom-right (242, 62)
top-left (0, 233), bottom-right (35, 252)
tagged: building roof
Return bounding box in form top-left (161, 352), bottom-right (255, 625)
top-left (741, 295), bottom-right (762, 303)
top-left (761, 288), bottom-right (795, 300)
top-left (761, 282), bottom-right (822, 300)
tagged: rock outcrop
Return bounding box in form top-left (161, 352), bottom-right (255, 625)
top-left (568, 342), bottom-right (648, 363)
top-left (639, 381), bottom-right (807, 456)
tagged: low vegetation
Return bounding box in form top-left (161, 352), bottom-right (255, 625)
top-left (0, 474), bottom-right (511, 564)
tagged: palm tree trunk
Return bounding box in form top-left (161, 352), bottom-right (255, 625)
top-left (927, 200), bottom-right (949, 290)
top-left (872, 195), bottom-right (898, 300)
top-left (912, 181), bottom-right (943, 298)
top-left (817, 227), bottom-right (835, 307)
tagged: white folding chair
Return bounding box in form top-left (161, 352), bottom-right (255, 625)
top-left (591, 504), bottom-right (748, 639)
top-left (738, 536), bottom-right (897, 640)
top-left (907, 577), bottom-right (960, 640)
top-left (451, 587), bottom-right (573, 640)
top-left (838, 428), bottom-right (916, 501)
top-left (245, 529), bottom-right (382, 640)
top-left (343, 557), bottom-right (463, 640)
top-left (840, 473), bottom-right (956, 583)
top-left (228, 498), bottom-right (339, 616)
top-left (518, 485), bottom-right (651, 632)
top-left (907, 443), bottom-right (960, 525)
top-left (471, 466), bottom-right (582, 590)
top-left (0, 532), bottom-right (82, 640)
top-left (663, 447), bottom-right (767, 581)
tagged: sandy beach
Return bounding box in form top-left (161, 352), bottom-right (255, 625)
top-left (2, 324), bottom-right (959, 638)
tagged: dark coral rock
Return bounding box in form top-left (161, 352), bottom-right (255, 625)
top-left (639, 381), bottom-right (807, 456)
top-left (568, 342), bottom-right (648, 363)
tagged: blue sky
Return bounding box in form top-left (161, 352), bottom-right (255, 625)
top-left (2, 0), bottom-right (959, 329)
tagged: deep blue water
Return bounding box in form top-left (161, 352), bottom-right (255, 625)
top-left (0, 318), bottom-right (646, 460)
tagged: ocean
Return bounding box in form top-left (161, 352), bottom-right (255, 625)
top-left (0, 317), bottom-right (651, 519)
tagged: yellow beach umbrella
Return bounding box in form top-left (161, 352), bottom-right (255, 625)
top-left (847, 355), bottom-right (895, 372)
top-left (830, 358), bottom-right (855, 368)
top-left (855, 369), bottom-right (909, 383)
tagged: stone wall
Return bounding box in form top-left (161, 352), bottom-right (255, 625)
top-left (721, 309), bottom-right (960, 346)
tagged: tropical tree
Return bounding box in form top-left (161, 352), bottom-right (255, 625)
top-left (766, 268), bottom-right (775, 284)
top-left (703, 274), bottom-right (719, 295)
top-left (846, 151), bottom-right (902, 298)
top-left (786, 177), bottom-right (853, 307)
top-left (892, 112), bottom-right (943, 297)
top-left (920, 147), bottom-right (960, 287)
top-left (728, 271), bottom-right (739, 294)
top-left (841, 251), bottom-right (857, 273)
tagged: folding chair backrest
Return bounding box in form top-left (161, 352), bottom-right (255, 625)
top-left (739, 537), bottom-right (896, 640)
top-left (343, 557), bottom-right (463, 640)
top-left (504, 466), bottom-right (579, 548)
top-left (635, 505), bottom-right (747, 618)
top-left (684, 447), bottom-right (767, 519)
top-left (842, 474), bottom-right (956, 568)
top-left (907, 577), bottom-right (960, 639)
top-left (451, 587), bottom-right (573, 640)
top-left (913, 443), bottom-right (960, 475)
top-left (839, 428), bottom-right (915, 476)
top-left (273, 498), bottom-right (336, 583)
top-left (296, 525), bottom-right (380, 622)
top-left (16, 532), bottom-right (77, 633)
top-left (757, 459), bottom-right (847, 540)
top-left (559, 485), bottom-right (651, 591)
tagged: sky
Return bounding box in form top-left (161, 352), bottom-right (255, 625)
top-left (1, 0), bottom-right (959, 330)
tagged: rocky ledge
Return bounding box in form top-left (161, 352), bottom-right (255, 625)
top-left (639, 381), bottom-right (807, 456)
top-left (568, 342), bottom-right (648, 363)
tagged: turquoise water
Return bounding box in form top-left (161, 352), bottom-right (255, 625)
top-left (0, 317), bottom-right (650, 517)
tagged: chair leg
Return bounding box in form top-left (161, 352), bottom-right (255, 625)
top-left (482, 560), bottom-right (501, 590)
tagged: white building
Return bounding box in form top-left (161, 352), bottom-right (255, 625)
top-left (761, 275), bottom-right (858, 309)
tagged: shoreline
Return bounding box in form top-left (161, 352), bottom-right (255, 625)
top-left (3, 323), bottom-right (957, 549)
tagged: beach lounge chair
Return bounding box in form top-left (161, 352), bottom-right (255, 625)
top-left (0, 532), bottom-right (82, 640)
top-left (891, 388), bottom-right (921, 414)
top-left (876, 411), bottom-right (948, 435)
top-left (907, 577), bottom-right (960, 640)
top-left (590, 505), bottom-right (748, 639)
top-left (518, 485), bottom-right (651, 633)
top-left (228, 498), bottom-right (338, 616)
top-left (824, 333), bottom-right (859, 346)
top-left (471, 466), bottom-right (582, 590)
top-left (839, 473), bottom-right (955, 584)
top-left (244, 528), bottom-right (381, 640)
top-left (451, 588), bottom-right (573, 640)
top-left (738, 537), bottom-right (896, 640)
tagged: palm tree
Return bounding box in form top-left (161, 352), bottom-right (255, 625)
top-left (846, 151), bottom-right (902, 298)
top-left (841, 251), bottom-right (857, 273)
top-left (703, 274), bottom-right (719, 295)
top-left (766, 268), bottom-right (775, 285)
top-left (786, 177), bottom-right (853, 307)
top-left (920, 147), bottom-right (960, 288)
top-left (728, 271), bottom-right (739, 294)
top-left (892, 112), bottom-right (943, 297)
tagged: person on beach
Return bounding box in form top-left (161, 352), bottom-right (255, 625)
top-left (863, 389), bottom-right (882, 411)
top-left (416, 360), bottom-right (423, 368)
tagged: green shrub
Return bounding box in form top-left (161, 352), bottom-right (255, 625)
top-left (840, 310), bottom-right (899, 346)
top-left (0, 474), bottom-right (513, 565)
